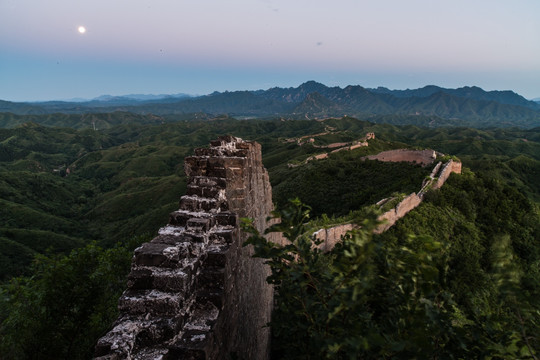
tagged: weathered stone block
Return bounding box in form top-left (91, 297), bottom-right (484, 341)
top-left (184, 157), bottom-right (208, 177)
top-left (215, 212), bottom-right (237, 227)
top-left (151, 233), bottom-right (191, 245)
top-left (128, 267), bottom-right (192, 293)
top-left (168, 211), bottom-right (190, 226)
top-left (186, 218), bottom-right (211, 232)
top-left (168, 341), bottom-right (208, 360)
top-left (127, 268), bottom-right (154, 290)
top-left (119, 289), bottom-right (185, 316)
top-left (209, 229), bottom-right (235, 244)
top-left (184, 232), bottom-right (206, 243)
top-left (206, 166), bottom-right (226, 178)
top-left (180, 196), bottom-right (218, 212)
top-left (191, 176), bottom-right (227, 189)
top-left (197, 266), bottom-right (225, 292)
top-left (134, 243), bottom-right (187, 268)
top-left (204, 245), bottom-right (229, 267)
top-left (221, 157), bottom-right (246, 168)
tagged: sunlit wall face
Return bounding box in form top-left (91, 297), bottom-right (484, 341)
top-left (1, 0), bottom-right (539, 101)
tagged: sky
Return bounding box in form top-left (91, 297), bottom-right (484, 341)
top-left (1, 0), bottom-right (539, 102)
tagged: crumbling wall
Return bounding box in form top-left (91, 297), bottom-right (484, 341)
top-left (364, 149), bottom-right (437, 166)
top-left (374, 193), bottom-right (423, 234)
top-left (433, 160), bottom-right (462, 189)
top-left (95, 136), bottom-right (275, 360)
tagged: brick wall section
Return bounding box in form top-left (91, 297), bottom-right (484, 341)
top-left (94, 136), bottom-right (275, 360)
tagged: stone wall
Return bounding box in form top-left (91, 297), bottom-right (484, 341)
top-left (374, 193), bottom-right (423, 234)
top-left (364, 149), bottom-right (437, 166)
top-left (95, 136), bottom-right (275, 360)
top-left (314, 159), bottom-right (462, 245)
top-left (313, 224), bottom-right (355, 252)
top-left (433, 160), bottom-right (462, 190)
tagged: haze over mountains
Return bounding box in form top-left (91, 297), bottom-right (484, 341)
top-left (1, 81), bottom-right (539, 128)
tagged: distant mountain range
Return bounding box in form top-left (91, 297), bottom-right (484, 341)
top-left (1, 81), bottom-right (539, 128)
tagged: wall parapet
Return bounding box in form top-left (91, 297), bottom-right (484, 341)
top-left (95, 136), bottom-right (275, 360)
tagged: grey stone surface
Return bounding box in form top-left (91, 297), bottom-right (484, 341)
top-left (95, 136), bottom-right (275, 360)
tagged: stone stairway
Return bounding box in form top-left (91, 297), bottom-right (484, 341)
top-left (95, 136), bottom-right (273, 359)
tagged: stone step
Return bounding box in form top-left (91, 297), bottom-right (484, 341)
top-left (168, 210), bottom-right (214, 227)
top-left (118, 289), bottom-right (186, 316)
top-left (94, 315), bottom-right (183, 358)
top-left (127, 266), bottom-right (193, 293)
top-left (156, 225), bottom-right (186, 238)
top-left (129, 347), bottom-right (170, 360)
top-left (134, 242), bottom-right (194, 268)
top-left (180, 195), bottom-right (220, 212)
top-left (184, 156), bottom-right (208, 177)
top-left (186, 184), bottom-right (223, 199)
top-left (209, 228), bottom-right (236, 244)
top-left (168, 302), bottom-right (220, 357)
top-left (189, 175), bottom-right (227, 189)
top-left (214, 211), bottom-right (237, 227)
top-left (203, 244), bottom-right (229, 267)
top-left (186, 217), bottom-right (211, 232)
top-left (197, 266), bottom-right (225, 294)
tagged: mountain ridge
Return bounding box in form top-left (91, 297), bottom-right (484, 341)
top-left (1, 81), bottom-right (539, 128)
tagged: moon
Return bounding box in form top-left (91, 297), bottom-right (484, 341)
top-left (78, 26), bottom-right (86, 34)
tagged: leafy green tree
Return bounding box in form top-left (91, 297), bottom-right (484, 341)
top-left (0, 236), bottom-right (146, 360)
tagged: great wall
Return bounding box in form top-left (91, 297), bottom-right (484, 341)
top-left (95, 136), bottom-right (461, 359)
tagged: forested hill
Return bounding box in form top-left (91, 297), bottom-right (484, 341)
top-left (1, 116), bottom-right (539, 358)
top-left (1, 116), bottom-right (540, 282)
top-left (2, 81), bottom-right (539, 128)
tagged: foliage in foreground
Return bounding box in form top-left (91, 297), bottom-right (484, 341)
top-left (0, 236), bottom-right (147, 360)
top-left (243, 199), bottom-right (539, 359)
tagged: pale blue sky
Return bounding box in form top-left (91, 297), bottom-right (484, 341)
top-left (1, 0), bottom-right (539, 101)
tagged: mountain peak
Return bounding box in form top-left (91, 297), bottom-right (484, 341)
top-left (297, 81), bottom-right (328, 92)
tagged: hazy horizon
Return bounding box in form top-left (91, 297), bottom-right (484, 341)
top-left (1, 0), bottom-right (539, 102)
top-left (10, 81), bottom-right (540, 104)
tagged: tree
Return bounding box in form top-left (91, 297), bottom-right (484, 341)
top-left (0, 237), bottom-right (146, 360)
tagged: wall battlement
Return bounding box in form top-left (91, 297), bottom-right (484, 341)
top-left (95, 136), bottom-right (275, 360)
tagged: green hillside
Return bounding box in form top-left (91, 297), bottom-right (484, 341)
top-left (0, 116), bottom-right (539, 358)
